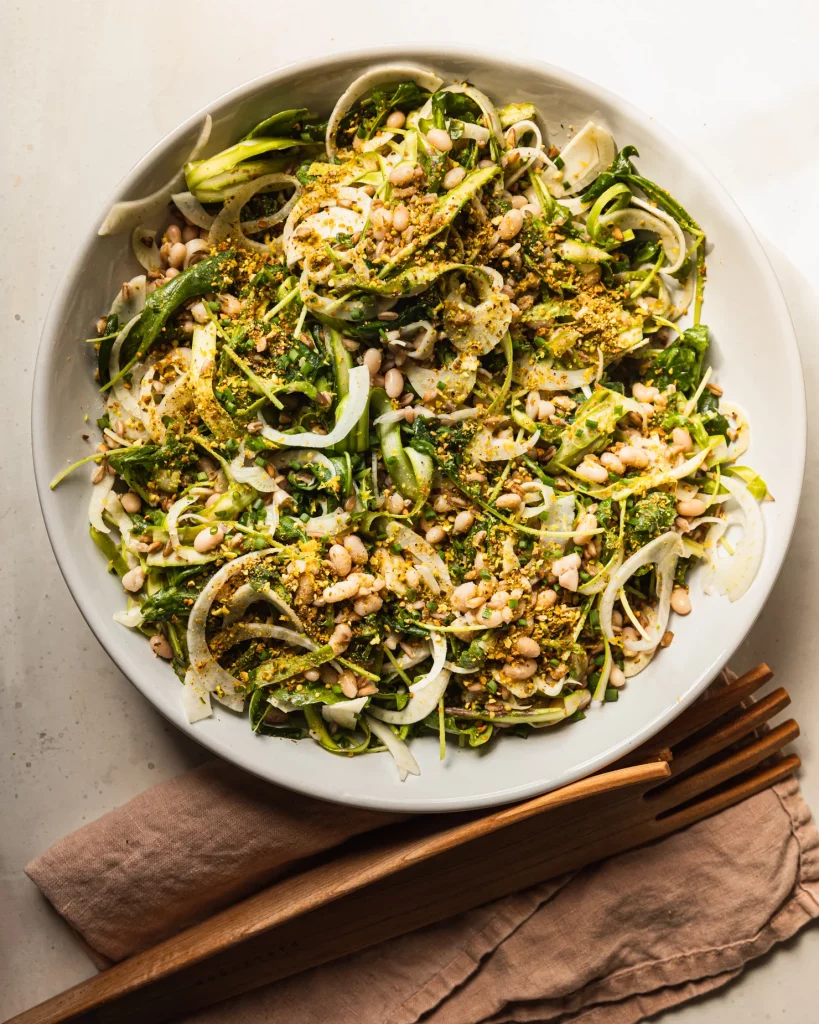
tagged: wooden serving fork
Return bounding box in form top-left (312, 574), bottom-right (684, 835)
top-left (6, 663), bottom-right (799, 1024)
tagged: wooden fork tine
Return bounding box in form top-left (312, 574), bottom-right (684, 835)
top-left (646, 719), bottom-right (800, 814)
top-left (660, 688), bottom-right (791, 779)
top-left (651, 754), bottom-right (801, 835)
top-left (627, 663), bottom-right (774, 762)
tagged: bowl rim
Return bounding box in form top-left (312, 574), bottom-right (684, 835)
top-left (32, 44), bottom-right (806, 812)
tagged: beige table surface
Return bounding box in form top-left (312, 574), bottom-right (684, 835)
top-left (2, 0), bottom-right (818, 1018)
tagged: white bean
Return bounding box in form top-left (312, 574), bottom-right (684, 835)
top-left (363, 348), bottom-right (382, 375)
top-left (385, 368), bottom-right (404, 399)
top-left (344, 534), bottom-right (368, 565)
top-left (514, 636), bottom-right (541, 658)
top-left (386, 110), bottom-right (406, 129)
top-left (338, 671), bottom-right (359, 698)
top-left (496, 493), bottom-right (521, 510)
top-left (323, 578), bottom-right (360, 603)
top-left (575, 461), bottom-right (608, 484)
top-left (167, 242), bottom-right (187, 269)
top-left (388, 163), bottom-right (416, 186)
top-left (573, 513), bottom-right (598, 546)
top-left (165, 224), bottom-right (182, 244)
top-left (609, 664), bottom-right (626, 688)
top-left (329, 623), bottom-right (352, 654)
top-left (453, 510), bottom-right (474, 534)
top-left (552, 552), bottom-right (581, 576)
top-left (600, 451), bottom-right (625, 475)
top-left (191, 301), bottom-right (209, 324)
top-left (451, 581), bottom-right (478, 612)
top-left (386, 493), bottom-right (405, 514)
top-left (619, 446), bottom-right (649, 469)
top-left (433, 495), bottom-right (452, 514)
top-left (354, 593), bottom-right (383, 616)
top-left (443, 166), bottom-right (466, 190)
top-left (122, 567), bottom-right (145, 593)
top-left (538, 399), bottom-right (555, 421)
top-left (671, 588), bottom-right (692, 615)
top-left (632, 382), bottom-right (660, 403)
top-left (622, 626), bottom-right (641, 657)
top-left (503, 659), bottom-right (538, 681)
top-left (498, 208), bottom-right (524, 241)
top-left (525, 391), bottom-right (541, 420)
top-left (328, 543), bottom-right (352, 577)
top-left (194, 525), bottom-right (225, 553)
top-left (427, 128), bottom-right (452, 152)
top-left (510, 195), bottom-right (528, 209)
top-left (182, 224), bottom-right (199, 243)
top-left (120, 492), bottom-right (141, 514)
top-left (425, 525), bottom-right (445, 544)
top-left (536, 588), bottom-right (558, 610)
top-left (677, 498), bottom-right (707, 518)
top-left (149, 634), bottom-right (173, 659)
top-left (558, 567), bottom-right (579, 592)
top-left (392, 204), bottom-right (410, 232)
top-left (672, 427), bottom-right (693, 451)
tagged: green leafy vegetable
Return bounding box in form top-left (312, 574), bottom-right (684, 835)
top-left (650, 324), bottom-right (710, 395)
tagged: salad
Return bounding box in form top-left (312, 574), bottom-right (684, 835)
top-left (53, 63), bottom-right (769, 781)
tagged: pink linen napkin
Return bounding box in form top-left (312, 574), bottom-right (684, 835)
top-left (25, 749), bottom-right (819, 1023)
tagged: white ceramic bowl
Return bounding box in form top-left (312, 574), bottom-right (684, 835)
top-left (33, 46), bottom-right (805, 813)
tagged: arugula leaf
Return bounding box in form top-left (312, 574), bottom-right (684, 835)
top-left (696, 389), bottom-right (729, 435)
top-left (650, 324), bottom-right (710, 395)
top-left (627, 491), bottom-right (677, 546)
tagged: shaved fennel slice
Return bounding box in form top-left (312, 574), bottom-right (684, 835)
top-left (408, 633), bottom-right (447, 693)
top-left (230, 442), bottom-right (278, 492)
top-left (514, 355), bottom-right (598, 392)
top-left (261, 365), bottom-right (370, 448)
top-left (183, 671), bottom-right (213, 723)
top-left (89, 474), bottom-right (114, 533)
top-left (701, 474), bottom-right (764, 602)
top-left (369, 669), bottom-right (451, 726)
top-left (99, 115), bottom-right (212, 235)
top-left (114, 600), bottom-right (145, 629)
top-left (721, 401), bottom-right (751, 462)
top-left (223, 582), bottom-right (304, 630)
top-left (190, 322), bottom-right (237, 439)
top-left (132, 226), bottom-right (162, 272)
top-left (208, 174), bottom-right (300, 253)
top-left (600, 199), bottom-right (686, 274)
top-left (546, 121), bottom-right (616, 196)
top-left (402, 321), bottom-right (436, 360)
top-left (322, 696), bottom-right (369, 731)
top-left (172, 191), bottom-right (214, 229)
top-left (326, 64), bottom-right (443, 160)
top-left (600, 532), bottom-right (683, 651)
top-left (443, 267), bottom-right (512, 356)
top-left (364, 715), bottom-right (421, 781)
top-left (186, 550), bottom-right (275, 705)
top-left (405, 355), bottom-right (477, 405)
top-left (109, 274), bottom-right (147, 324)
top-left (386, 522), bottom-right (452, 592)
top-left (469, 427), bottom-right (540, 462)
top-left (304, 509), bottom-right (351, 537)
top-left (166, 495), bottom-right (195, 551)
top-left (623, 607), bottom-right (658, 678)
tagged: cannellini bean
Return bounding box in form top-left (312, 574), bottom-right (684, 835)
top-left (609, 664), bottom-right (626, 688)
top-left (425, 525), bottom-right (445, 544)
top-left (536, 588), bottom-right (558, 610)
top-left (219, 294), bottom-right (242, 317)
top-left (191, 301), bottom-right (210, 324)
top-left (427, 128), bottom-right (452, 152)
top-left (320, 663), bottom-right (340, 685)
top-left (167, 242), bottom-right (187, 269)
top-left (525, 391), bottom-right (541, 420)
top-left (558, 567), bottom-right (579, 592)
top-left (434, 495), bottom-right (452, 514)
top-left (329, 623), bottom-right (352, 654)
top-left (122, 567), bottom-right (145, 593)
top-left (575, 461), bottom-right (608, 484)
top-left (538, 399), bottom-right (555, 421)
top-left (453, 510), bottom-right (474, 534)
top-left (405, 567), bottom-right (421, 590)
top-left (149, 634), bottom-right (173, 659)
top-left (622, 626), bottom-right (641, 657)
top-left (670, 588), bottom-right (692, 615)
top-left (573, 513), bottom-right (598, 546)
top-left (322, 577), bottom-right (360, 603)
top-left (182, 224), bottom-right (198, 243)
top-left (488, 590), bottom-right (510, 610)
top-left (510, 194), bottom-right (528, 209)
top-left (363, 348), bottom-right (382, 375)
top-left (386, 493), bottom-right (405, 514)
top-left (677, 497), bottom-right (707, 518)
top-left (120, 492), bottom-right (141, 514)
top-left (386, 110), bottom-right (406, 129)
top-left (385, 368), bottom-right (404, 399)
top-left (392, 204), bottom-right (410, 232)
top-left (338, 671), bottom-right (359, 699)
top-left (328, 543), bottom-right (353, 577)
top-left (502, 658), bottom-right (538, 681)
top-left (619, 446), bottom-right (649, 469)
top-left (553, 552), bottom-right (580, 576)
top-left (451, 581), bottom-right (478, 612)
top-left (194, 525), bottom-right (225, 553)
top-left (344, 534), bottom-right (368, 565)
top-left (388, 163), bottom-right (416, 186)
top-left (165, 224), bottom-right (182, 244)
top-left (600, 451), bottom-right (625, 475)
top-left (354, 593), bottom-right (383, 616)
top-left (672, 427), bottom-right (693, 451)
top-left (552, 395), bottom-right (576, 412)
top-left (632, 382), bottom-right (660, 403)
top-left (515, 636), bottom-right (541, 658)
top-left (496, 493), bottom-right (522, 510)
top-left (443, 166), bottom-right (466, 190)
top-left (498, 208), bottom-right (524, 241)
top-left (304, 668), bottom-right (321, 682)
top-left (475, 608), bottom-right (504, 628)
